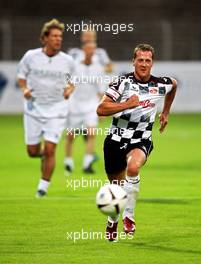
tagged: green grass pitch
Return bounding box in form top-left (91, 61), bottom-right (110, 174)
top-left (0, 114), bottom-right (201, 264)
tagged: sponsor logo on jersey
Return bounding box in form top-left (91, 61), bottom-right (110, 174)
top-left (130, 84), bottom-right (139, 92)
top-left (140, 100), bottom-right (155, 108)
top-left (149, 88), bottom-right (158, 94)
top-left (120, 143), bottom-right (128, 149)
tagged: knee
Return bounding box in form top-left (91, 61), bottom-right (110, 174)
top-left (27, 147), bottom-right (40, 158)
top-left (43, 147), bottom-right (55, 158)
top-left (87, 127), bottom-right (96, 137)
top-left (87, 133), bottom-right (95, 139)
top-left (127, 162), bottom-right (140, 176)
top-left (67, 133), bottom-right (75, 141)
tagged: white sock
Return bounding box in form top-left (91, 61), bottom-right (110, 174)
top-left (64, 157), bottom-right (74, 169)
top-left (83, 154), bottom-right (94, 169)
top-left (108, 214), bottom-right (120, 223)
top-left (122, 175), bottom-right (140, 221)
top-left (37, 179), bottom-right (50, 192)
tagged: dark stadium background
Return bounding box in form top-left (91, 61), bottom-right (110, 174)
top-left (0, 0), bottom-right (201, 61)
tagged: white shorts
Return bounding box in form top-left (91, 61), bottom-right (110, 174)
top-left (24, 114), bottom-right (67, 145)
top-left (67, 111), bottom-right (98, 130)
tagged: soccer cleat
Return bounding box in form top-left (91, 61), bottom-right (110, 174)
top-left (65, 164), bottom-right (73, 173)
top-left (123, 217), bottom-right (136, 234)
top-left (105, 220), bottom-right (118, 241)
top-left (36, 189), bottom-right (47, 198)
top-left (83, 164), bottom-right (95, 174)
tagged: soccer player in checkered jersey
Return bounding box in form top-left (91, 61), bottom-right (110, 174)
top-left (17, 19), bottom-right (75, 197)
top-left (97, 43), bottom-right (177, 241)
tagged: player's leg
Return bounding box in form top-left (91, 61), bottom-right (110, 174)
top-left (82, 132), bottom-right (99, 163)
top-left (27, 143), bottom-right (44, 174)
top-left (105, 169), bottom-right (127, 241)
top-left (83, 112), bottom-right (98, 173)
top-left (107, 169), bottom-right (126, 222)
top-left (42, 141), bottom-right (57, 181)
top-left (83, 126), bottom-right (96, 173)
top-left (24, 114), bottom-right (43, 157)
top-left (103, 136), bottom-right (128, 241)
top-left (36, 117), bottom-right (65, 197)
top-left (64, 114), bottom-right (80, 172)
top-left (27, 144), bottom-right (43, 157)
top-left (37, 140), bottom-right (57, 196)
top-left (24, 114), bottom-right (46, 180)
top-left (107, 169), bottom-right (126, 219)
top-left (122, 148), bottom-right (146, 234)
top-left (64, 132), bottom-right (75, 173)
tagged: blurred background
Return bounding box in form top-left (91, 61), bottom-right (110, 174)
top-left (0, 0), bottom-right (201, 112)
top-left (0, 0), bottom-right (201, 60)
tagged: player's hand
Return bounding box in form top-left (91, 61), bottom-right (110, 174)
top-left (63, 83), bottom-right (74, 99)
top-left (23, 88), bottom-right (32, 99)
top-left (159, 112), bottom-right (169, 133)
top-left (63, 88), bottom-right (71, 99)
top-left (126, 95), bottom-right (140, 109)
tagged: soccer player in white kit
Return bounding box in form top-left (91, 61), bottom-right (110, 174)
top-left (64, 41), bottom-right (104, 173)
top-left (65, 29), bottom-right (111, 171)
top-left (97, 44), bottom-right (177, 241)
top-left (68, 29), bottom-right (113, 73)
top-left (17, 19), bottom-right (75, 197)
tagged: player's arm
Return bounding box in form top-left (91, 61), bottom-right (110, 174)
top-left (159, 78), bottom-right (177, 133)
top-left (97, 94), bottom-right (139, 116)
top-left (17, 51), bottom-right (33, 99)
top-left (105, 62), bottom-right (113, 73)
top-left (99, 48), bottom-right (113, 73)
top-left (63, 82), bottom-right (75, 99)
top-left (17, 78), bottom-right (32, 99)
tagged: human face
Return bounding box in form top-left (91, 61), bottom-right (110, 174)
top-left (44, 28), bottom-right (63, 52)
top-left (133, 50), bottom-right (153, 82)
top-left (81, 31), bottom-right (96, 43)
top-left (83, 42), bottom-right (96, 58)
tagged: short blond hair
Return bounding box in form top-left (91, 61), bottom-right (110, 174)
top-left (40, 19), bottom-right (64, 42)
top-left (81, 29), bottom-right (97, 42)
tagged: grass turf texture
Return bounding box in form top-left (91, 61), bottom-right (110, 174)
top-left (0, 114), bottom-right (201, 264)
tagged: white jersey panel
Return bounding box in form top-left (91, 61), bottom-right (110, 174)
top-left (105, 73), bottom-right (173, 143)
top-left (68, 47), bottom-right (110, 66)
top-left (69, 61), bottom-right (104, 114)
top-left (17, 48), bottom-right (75, 118)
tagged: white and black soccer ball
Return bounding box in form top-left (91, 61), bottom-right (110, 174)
top-left (96, 184), bottom-right (128, 217)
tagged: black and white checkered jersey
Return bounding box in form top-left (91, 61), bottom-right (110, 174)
top-left (105, 72), bottom-right (173, 144)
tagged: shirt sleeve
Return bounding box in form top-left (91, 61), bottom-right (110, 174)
top-left (97, 48), bottom-right (111, 66)
top-left (17, 51), bottom-right (31, 79)
top-left (67, 48), bottom-right (81, 60)
top-left (105, 76), bottom-right (124, 101)
top-left (161, 77), bottom-right (173, 94)
top-left (66, 56), bottom-right (76, 85)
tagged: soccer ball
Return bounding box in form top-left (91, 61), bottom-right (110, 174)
top-left (96, 184), bottom-right (128, 217)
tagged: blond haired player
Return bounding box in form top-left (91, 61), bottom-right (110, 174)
top-left (17, 19), bottom-right (75, 197)
top-left (65, 41), bottom-right (104, 173)
top-left (68, 29), bottom-right (113, 73)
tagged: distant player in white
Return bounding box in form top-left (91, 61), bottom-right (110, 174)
top-left (97, 44), bottom-right (177, 241)
top-left (17, 19), bottom-right (75, 197)
top-left (66, 28), bottom-right (112, 169)
top-left (68, 29), bottom-right (113, 73)
top-left (64, 41), bottom-right (104, 173)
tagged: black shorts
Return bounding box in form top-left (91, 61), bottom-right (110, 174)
top-left (103, 135), bottom-right (153, 175)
